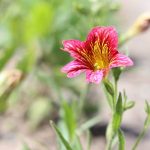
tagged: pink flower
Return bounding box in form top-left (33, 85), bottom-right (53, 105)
top-left (61, 26), bottom-right (133, 84)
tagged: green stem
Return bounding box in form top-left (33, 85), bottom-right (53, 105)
top-left (106, 80), bottom-right (121, 150)
top-left (106, 118), bottom-right (116, 150)
top-left (113, 81), bottom-right (118, 110)
top-left (132, 116), bottom-right (150, 150)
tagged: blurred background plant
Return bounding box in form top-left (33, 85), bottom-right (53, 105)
top-left (0, 0), bottom-right (150, 150)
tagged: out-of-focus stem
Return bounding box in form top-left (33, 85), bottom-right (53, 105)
top-left (106, 80), bottom-right (124, 150)
top-left (106, 83), bottom-right (117, 150)
top-left (132, 116), bottom-right (150, 150)
top-left (78, 83), bottom-right (91, 115)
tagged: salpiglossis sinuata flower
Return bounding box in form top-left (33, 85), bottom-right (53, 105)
top-left (61, 27), bottom-right (133, 84)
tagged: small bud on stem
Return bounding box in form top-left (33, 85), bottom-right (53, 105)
top-left (120, 12), bottom-right (150, 46)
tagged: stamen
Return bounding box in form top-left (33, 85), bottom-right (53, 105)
top-left (94, 63), bottom-right (101, 70)
top-left (92, 43), bottom-right (109, 70)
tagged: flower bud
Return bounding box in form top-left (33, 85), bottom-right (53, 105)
top-left (119, 12), bottom-right (150, 46)
top-left (131, 12), bottom-right (150, 34)
top-left (0, 69), bottom-right (23, 97)
top-left (0, 69), bottom-right (23, 112)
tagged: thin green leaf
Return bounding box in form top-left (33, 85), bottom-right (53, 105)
top-left (124, 101), bottom-right (135, 111)
top-left (145, 100), bottom-right (150, 114)
top-left (50, 121), bottom-right (73, 150)
top-left (123, 90), bottom-right (127, 102)
top-left (77, 116), bottom-right (100, 135)
top-left (62, 101), bottom-right (76, 140)
top-left (103, 86), bottom-right (114, 109)
top-left (116, 92), bottom-right (123, 115)
top-left (103, 79), bottom-right (114, 97)
top-left (113, 92), bottom-right (123, 132)
top-left (73, 136), bottom-right (83, 150)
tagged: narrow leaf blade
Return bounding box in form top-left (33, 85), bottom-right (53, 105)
top-left (103, 79), bottom-right (114, 97)
top-left (113, 92), bottom-right (123, 132)
top-left (50, 121), bottom-right (73, 150)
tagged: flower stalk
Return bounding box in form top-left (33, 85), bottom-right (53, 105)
top-left (132, 122), bottom-right (148, 150)
top-left (132, 101), bottom-right (150, 150)
top-left (105, 80), bottom-right (123, 150)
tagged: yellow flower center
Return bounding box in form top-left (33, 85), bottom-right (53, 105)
top-left (93, 41), bottom-right (109, 70)
top-left (79, 41), bottom-right (110, 71)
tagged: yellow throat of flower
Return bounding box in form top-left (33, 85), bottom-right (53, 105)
top-left (93, 42), bottom-right (109, 70)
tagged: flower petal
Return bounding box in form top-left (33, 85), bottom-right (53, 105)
top-left (86, 26), bottom-right (118, 50)
top-left (62, 40), bottom-right (85, 59)
top-left (86, 70), bottom-right (103, 84)
top-left (110, 54), bottom-right (133, 68)
top-left (61, 60), bottom-right (87, 78)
